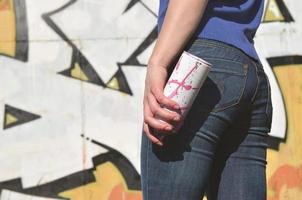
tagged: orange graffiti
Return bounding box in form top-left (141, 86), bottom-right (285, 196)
top-left (268, 164), bottom-right (302, 200)
top-left (0, 0), bottom-right (10, 10)
top-left (109, 183), bottom-right (142, 200)
top-left (59, 162), bottom-right (142, 200)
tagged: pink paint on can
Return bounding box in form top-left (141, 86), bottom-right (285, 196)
top-left (154, 51), bottom-right (212, 140)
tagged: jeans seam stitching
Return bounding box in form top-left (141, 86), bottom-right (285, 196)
top-left (193, 40), bottom-right (252, 61)
top-left (264, 74), bottom-right (271, 125)
top-left (202, 57), bottom-right (245, 66)
top-left (146, 135), bottom-right (149, 200)
top-left (210, 69), bottom-right (245, 76)
top-left (251, 61), bottom-right (259, 103)
top-left (193, 43), bottom-right (231, 53)
top-left (201, 57), bottom-right (246, 76)
top-left (194, 39), bottom-right (229, 49)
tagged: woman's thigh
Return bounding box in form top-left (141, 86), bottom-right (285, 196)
top-left (140, 110), bottom-right (231, 200)
top-left (140, 38), bottom-right (272, 200)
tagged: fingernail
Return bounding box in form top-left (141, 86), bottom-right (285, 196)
top-left (173, 116), bottom-right (180, 121)
top-left (156, 141), bottom-right (163, 146)
top-left (165, 126), bottom-right (172, 131)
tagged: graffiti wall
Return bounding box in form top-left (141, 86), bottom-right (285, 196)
top-left (0, 0), bottom-right (301, 199)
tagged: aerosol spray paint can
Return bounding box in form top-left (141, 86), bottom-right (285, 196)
top-left (153, 51), bottom-right (212, 141)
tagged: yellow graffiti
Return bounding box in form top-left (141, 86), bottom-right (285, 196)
top-left (0, 0), bottom-right (16, 57)
top-left (267, 65), bottom-right (302, 200)
top-left (264, 0), bottom-right (285, 21)
top-left (71, 62), bottom-right (89, 81)
top-left (5, 113), bottom-right (17, 126)
top-left (107, 77), bottom-right (119, 90)
top-left (58, 162), bottom-right (142, 200)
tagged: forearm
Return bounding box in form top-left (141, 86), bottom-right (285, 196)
top-left (148, 0), bottom-right (209, 68)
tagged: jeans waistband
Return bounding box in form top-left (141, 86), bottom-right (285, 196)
top-left (187, 38), bottom-right (256, 64)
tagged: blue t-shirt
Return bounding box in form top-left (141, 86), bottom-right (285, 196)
top-left (157, 0), bottom-right (264, 61)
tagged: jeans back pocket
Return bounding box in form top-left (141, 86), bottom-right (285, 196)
top-left (194, 57), bottom-right (248, 112)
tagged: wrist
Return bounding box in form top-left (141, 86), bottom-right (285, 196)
top-left (147, 58), bottom-right (169, 70)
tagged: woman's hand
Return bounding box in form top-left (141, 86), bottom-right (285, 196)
top-left (142, 0), bottom-right (209, 146)
top-left (143, 63), bottom-right (182, 146)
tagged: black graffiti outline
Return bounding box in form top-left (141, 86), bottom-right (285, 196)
top-left (2, 104), bottom-right (41, 129)
top-left (263, 0), bottom-right (294, 23)
top-left (0, 135), bottom-right (141, 199)
top-left (41, 0), bottom-right (107, 88)
top-left (42, 0), bottom-right (158, 95)
top-left (124, 0), bottom-right (157, 17)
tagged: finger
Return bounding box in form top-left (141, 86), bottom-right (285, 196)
top-left (147, 92), bottom-right (181, 123)
top-left (143, 122), bottom-right (164, 146)
top-left (150, 86), bottom-right (180, 110)
top-left (144, 100), bottom-right (174, 132)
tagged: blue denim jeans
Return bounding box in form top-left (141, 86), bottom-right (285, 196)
top-left (140, 38), bottom-right (273, 200)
